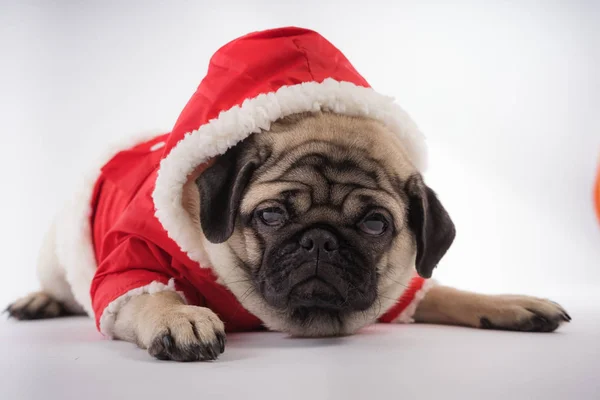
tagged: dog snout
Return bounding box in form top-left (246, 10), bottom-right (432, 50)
top-left (299, 228), bottom-right (339, 253)
top-left (260, 226), bottom-right (378, 313)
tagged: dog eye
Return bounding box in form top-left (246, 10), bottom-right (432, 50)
top-left (257, 207), bottom-right (287, 227)
top-left (358, 213), bottom-right (388, 236)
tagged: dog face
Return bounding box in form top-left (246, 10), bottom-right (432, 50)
top-left (192, 112), bottom-right (455, 336)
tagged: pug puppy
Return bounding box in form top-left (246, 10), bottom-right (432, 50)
top-left (8, 112), bottom-right (570, 361)
top-left (6, 27), bottom-right (571, 362)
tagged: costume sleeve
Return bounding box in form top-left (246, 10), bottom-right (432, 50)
top-left (90, 235), bottom-right (197, 338)
top-left (378, 275), bottom-right (437, 324)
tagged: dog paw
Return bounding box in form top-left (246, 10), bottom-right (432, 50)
top-left (146, 305), bottom-right (226, 362)
top-left (478, 295), bottom-right (571, 333)
top-left (5, 292), bottom-right (68, 320)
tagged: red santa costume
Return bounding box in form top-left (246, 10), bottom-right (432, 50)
top-left (50, 27), bottom-right (436, 337)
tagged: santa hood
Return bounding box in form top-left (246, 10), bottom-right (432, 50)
top-left (152, 27), bottom-right (428, 264)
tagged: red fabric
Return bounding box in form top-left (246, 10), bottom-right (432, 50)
top-left (88, 27), bottom-right (426, 333)
top-left (90, 137), bottom-right (263, 332)
top-left (379, 276), bottom-right (427, 323)
top-left (160, 26), bottom-right (370, 159)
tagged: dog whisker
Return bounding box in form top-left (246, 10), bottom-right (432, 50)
top-left (221, 278), bottom-right (254, 286)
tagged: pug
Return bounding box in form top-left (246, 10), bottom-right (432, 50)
top-left (6, 28), bottom-right (570, 362)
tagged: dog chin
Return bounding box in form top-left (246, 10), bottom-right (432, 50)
top-left (257, 283), bottom-right (378, 337)
top-left (289, 307), bottom-right (345, 335)
top-left (280, 306), bottom-right (377, 337)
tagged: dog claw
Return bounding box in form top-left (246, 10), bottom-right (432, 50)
top-left (480, 317), bottom-right (492, 329)
top-left (162, 333), bottom-right (174, 351)
top-left (217, 332), bottom-right (226, 353)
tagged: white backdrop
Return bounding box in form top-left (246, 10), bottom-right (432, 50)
top-left (1, 0), bottom-right (599, 310)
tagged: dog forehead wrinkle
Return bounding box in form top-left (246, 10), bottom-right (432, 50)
top-left (259, 137), bottom-right (375, 179)
top-left (331, 184), bottom-right (357, 206)
top-left (288, 147), bottom-right (399, 198)
top-left (240, 181), bottom-right (311, 214)
top-left (280, 165), bottom-right (329, 202)
top-left (281, 148), bottom-right (378, 179)
top-left (278, 160), bottom-right (382, 207)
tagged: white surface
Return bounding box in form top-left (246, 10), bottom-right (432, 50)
top-left (2, 297), bottom-right (599, 400)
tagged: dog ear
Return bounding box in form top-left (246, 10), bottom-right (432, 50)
top-left (195, 144), bottom-right (258, 244)
top-left (406, 175), bottom-right (456, 278)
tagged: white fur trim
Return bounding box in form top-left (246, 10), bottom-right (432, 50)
top-left (153, 78), bottom-right (427, 265)
top-left (98, 278), bottom-right (187, 338)
top-left (392, 279), bottom-right (438, 324)
top-left (54, 131), bottom-right (166, 316)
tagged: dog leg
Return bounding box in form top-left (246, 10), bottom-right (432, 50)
top-left (6, 291), bottom-right (73, 320)
top-left (413, 285), bottom-right (571, 332)
top-left (113, 291), bottom-right (226, 362)
top-left (6, 221), bottom-right (84, 320)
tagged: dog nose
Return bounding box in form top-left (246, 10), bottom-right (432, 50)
top-left (299, 228), bottom-right (339, 252)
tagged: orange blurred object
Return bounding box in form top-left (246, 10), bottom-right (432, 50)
top-left (595, 162), bottom-right (600, 223)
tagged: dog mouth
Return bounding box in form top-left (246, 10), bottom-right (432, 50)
top-left (285, 276), bottom-right (347, 326)
top-left (258, 263), bottom-right (377, 317)
top-left (257, 245), bottom-right (379, 320)
top-left (287, 276), bottom-right (345, 310)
